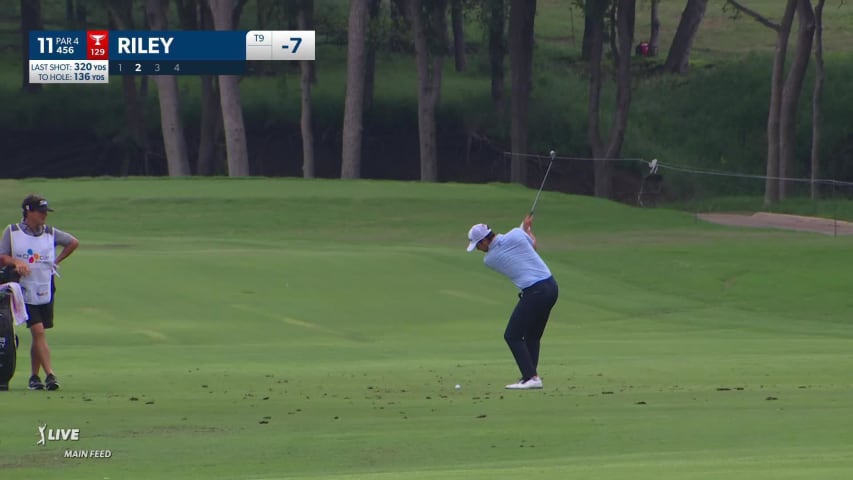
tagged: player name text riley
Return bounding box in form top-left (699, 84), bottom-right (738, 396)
top-left (117, 37), bottom-right (174, 54)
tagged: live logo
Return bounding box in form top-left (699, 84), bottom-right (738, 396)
top-left (87, 30), bottom-right (108, 60)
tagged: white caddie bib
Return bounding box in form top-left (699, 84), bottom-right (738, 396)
top-left (9, 225), bottom-right (55, 305)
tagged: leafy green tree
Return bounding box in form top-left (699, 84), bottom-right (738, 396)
top-left (726, 0), bottom-right (815, 205)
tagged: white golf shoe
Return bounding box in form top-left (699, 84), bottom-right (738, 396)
top-left (505, 376), bottom-right (543, 390)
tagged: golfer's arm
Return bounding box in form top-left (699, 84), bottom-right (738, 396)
top-left (523, 226), bottom-right (538, 250)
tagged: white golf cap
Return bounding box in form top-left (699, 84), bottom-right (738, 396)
top-left (466, 223), bottom-right (492, 252)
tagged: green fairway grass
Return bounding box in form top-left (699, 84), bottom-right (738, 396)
top-left (1, 178), bottom-right (852, 479)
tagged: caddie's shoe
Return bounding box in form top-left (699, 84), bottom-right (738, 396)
top-left (45, 373), bottom-right (60, 391)
top-left (28, 375), bottom-right (45, 390)
top-left (505, 376), bottom-right (543, 390)
top-left (0, 384), bottom-right (9, 391)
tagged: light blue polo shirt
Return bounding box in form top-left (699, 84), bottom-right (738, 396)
top-left (483, 228), bottom-right (552, 289)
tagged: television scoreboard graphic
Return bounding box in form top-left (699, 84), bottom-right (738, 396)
top-left (29, 30), bottom-right (315, 84)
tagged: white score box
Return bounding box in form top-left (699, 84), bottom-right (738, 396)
top-left (246, 31), bottom-right (315, 61)
top-left (272, 31), bottom-right (315, 61)
top-left (246, 30), bottom-right (314, 61)
top-left (29, 60), bottom-right (109, 84)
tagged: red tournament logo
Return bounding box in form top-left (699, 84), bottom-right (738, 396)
top-left (87, 30), bottom-right (109, 60)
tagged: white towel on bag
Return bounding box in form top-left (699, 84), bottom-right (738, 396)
top-left (0, 282), bottom-right (29, 325)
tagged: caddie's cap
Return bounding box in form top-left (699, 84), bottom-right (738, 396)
top-left (22, 195), bottom-right (54, 213)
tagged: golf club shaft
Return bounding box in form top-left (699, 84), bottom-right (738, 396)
top-left (530, 152), bottom-right (556, 216)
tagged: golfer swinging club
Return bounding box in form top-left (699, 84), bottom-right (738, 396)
top-left (466, 214), bottom-right (558, 389)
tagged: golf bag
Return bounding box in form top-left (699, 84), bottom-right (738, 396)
top-left (0, 266), bottom-right (20, 390)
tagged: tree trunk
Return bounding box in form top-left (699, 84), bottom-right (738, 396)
top-left (197, 76), bottom-right (222, 175)
top-left (586, 3), bottom-right (603, 150)
top-left (289, 0), bottom-right (317, 84)
top-left (300, 62), bottom-right (315, 178)
top-left (152, 73), bottom-right (192, 176)
top-left (364, 0), bottom-right (380, 112)
top-left (298, 1), bottom-right (315, 178)
top-left (649, 0), bottom-right (660, 56)
top-left (146, 0), bottom-right (191, 176)
top-left (177, 0), bottom-right (220, 176)
top-left (216, 76), bottom-right (249, 177)
top-left (119, 77), bottom-right (145, 175)
top-left (663, 0), bottom-right (707, 74)
top-left (450, 0), bottom-right (467, 71)
top-left (121, 75), bottom-right (151, 176)
top-left (810, 0), bottom-right (825, 200)
top-left (209, 0), bottom-right (250, 176)
top-left (588, 0), bottom-right (635, 199)
top-left (487, 0), bottom-right (506, 110)
top-left (109, 1), bottom-right (150, 175)
top-left (764, 0), bottom-right (797, 206)
top-left (341, 0), bottom-right (370, 179)
top-left (605, 0), bottom-right (635, 159)
top-left (508, 0), bottom-right (536, 185)
top-left (581, 8), bottom-right (594, 61)
top-left (21, 0), bottom-right (43, 94)
top-left (778, 0), bottom-right (814, 200)
top-left (587, 2), bottom-right (607, 194)
top-left (409, 0), bottom-right (447, 182)
top-left (725, 0), bottom-right (798, 206)
top-left (198, 3), bottom-right (221, 176)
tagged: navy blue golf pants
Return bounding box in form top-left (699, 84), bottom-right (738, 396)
top-left (504, 276), bottom-right (559, 380)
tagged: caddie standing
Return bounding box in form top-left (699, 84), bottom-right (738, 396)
top-left (0, 195), bottom-right (78, 391)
